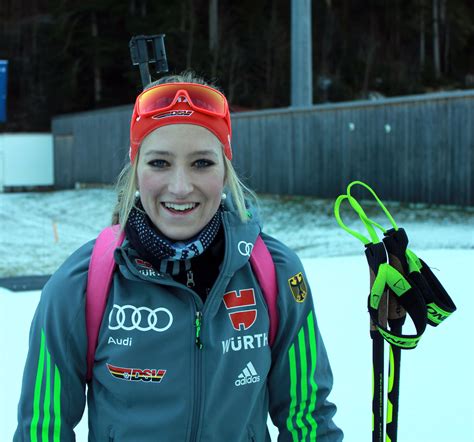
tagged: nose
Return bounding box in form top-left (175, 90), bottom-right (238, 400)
top-left (168, 166), bottom-right (193, 197)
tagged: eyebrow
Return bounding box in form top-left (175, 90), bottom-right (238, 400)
top-left (144, 150), bottom-right (172, 157)
top-left (144, 149), bottom-right (219, 158)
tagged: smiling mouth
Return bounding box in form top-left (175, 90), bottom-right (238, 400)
top-left (162, 202), bottom-right (199, 214)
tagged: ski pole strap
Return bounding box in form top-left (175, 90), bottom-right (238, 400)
top-left (335, 195), bottom-right (427, 348)
top-left (364, 242), bottom-right (426, 349)
top-left (417, 257), bottom-right (456, 325)
top-left (334, 194), bottom-right (380, 245)
top-left (342, 181), bottom-right (457, 329)
top-left (346, 180), bottom-right (399, 232)
top-left (367, 261), bottom-right (427, 349)
top-left (383, 228), bottom-right (456, 327)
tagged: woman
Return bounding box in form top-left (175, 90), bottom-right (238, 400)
top-left (15, 73), bottom-right (343, 441)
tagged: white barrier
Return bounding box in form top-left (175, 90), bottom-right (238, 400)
top-left (0, 133), bottom-right (53, 191)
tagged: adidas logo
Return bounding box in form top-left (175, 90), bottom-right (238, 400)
top-left (234, 362), bottom-right (260, 387)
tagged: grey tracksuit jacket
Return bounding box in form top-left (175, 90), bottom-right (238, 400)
top-left (15, 203), bottom-right (343, 441)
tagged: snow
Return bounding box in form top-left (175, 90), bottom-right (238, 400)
top-left (1, 189), bottom-right (473, 441)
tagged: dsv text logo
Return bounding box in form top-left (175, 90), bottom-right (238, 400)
top-left (108, 304), bottom-right (173, 332)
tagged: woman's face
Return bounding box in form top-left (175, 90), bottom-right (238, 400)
top-left (136, 124), bottom-right (226, 241)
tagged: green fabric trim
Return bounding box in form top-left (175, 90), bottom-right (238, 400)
top-left (387, 399), bottom-right (393, 424)
top-left (31, 331), bottom-right (46, 442)
top-left (370, 265), bottom-right (388, 309)
top-left (287, 344), bottom-right (299, 442)
top-left (386, 346), bottom-right (395, 426)
top-left (53, 365), bottom-right (62, 441)
top-left (346, 181), bottom-right (399, 231)
top-left (296, 328), bottom-right (309, 441)
top-left (377, 327), bottom-right (420, 349)
top-left (42, 349), bottom-right (52, 442)
top-left (388, 346), bottom-right (395, 392)
top-left (385, 265), bottom-right (411, 297)
top-left (287, 314), bottom-right (320, 441)
top-left (334, 195), bottom-right (372, 245)
top-left (306, 312), bottom-right (318, 440)
top-left (406, 249), bottom-right (422, 273)
top-left (346, 194), bottom-right (382, 243)
top-left (370, 264), bottom-right (411, 309)
top-left (30, 330), bottom-right (62, 442)
top-left (427, 302), bottom-right (451, 324)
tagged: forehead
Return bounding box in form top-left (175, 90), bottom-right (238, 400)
top-left (140, 124), bottom-right (222, 156)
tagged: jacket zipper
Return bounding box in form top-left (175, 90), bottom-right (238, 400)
top-left (195, 311), bottom-right (203, 349)
top-left (190, 308), bottom-right (203, 442)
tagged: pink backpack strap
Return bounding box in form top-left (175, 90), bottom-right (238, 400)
top-left (250, 235), bottom-right (279, 347)
top-left (86, 225), bottom-right (125, 382)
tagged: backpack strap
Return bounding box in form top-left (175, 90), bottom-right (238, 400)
top-left (250, 235), bottom-right (279, 347)
top-left (86, 225), bottom-right (125, 382)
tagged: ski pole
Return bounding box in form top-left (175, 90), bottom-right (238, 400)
top-left (335, 196), bottom-right (388, 441)
top-left (385, 296), bottom-right (405, 442)
top-left (365, 241), bottom-right (388, 442)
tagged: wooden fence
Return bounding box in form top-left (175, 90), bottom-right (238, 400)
top-left (52, 90), bottom-right (474, 205)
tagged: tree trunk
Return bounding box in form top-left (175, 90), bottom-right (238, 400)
top-left (265, 1), bottom-right (278, 107)
top-left (209, 0), bottom-right (219, 77)
top-left (432, 0), bottom-right (441, 79)
top-left (91, 12), bottom-right (102, 104)
top-left (440, 0), bottom-right (448, 74)
top-left (186, 0), bottom-right (195, 69)
top-left (361, 13), bottom-right (377, 97)
top-left (419, 0), bottom-right (426, 70)
top-left (209, 0), bottom-right (218, 51)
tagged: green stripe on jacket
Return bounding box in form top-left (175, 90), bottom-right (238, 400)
top-left (30, 330), bottom-right (62, 442)
top-left (286, 311), bottom-right (319, 441)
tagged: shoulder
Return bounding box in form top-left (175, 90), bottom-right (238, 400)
top-left (259, 232), bottom-right (303, 274)
top-left (40, 239), bottom-right (95, 307)
top-left (259, 232), bottom-right (313, 304)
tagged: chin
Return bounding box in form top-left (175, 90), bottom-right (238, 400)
top-left (160, 226), bottom-right (201, 241)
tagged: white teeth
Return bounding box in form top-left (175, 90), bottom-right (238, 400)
top-left (164, 202), bottom-right (197, 211)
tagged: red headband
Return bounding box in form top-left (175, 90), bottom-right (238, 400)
top-left (129, 85), bottom-right (232, 163)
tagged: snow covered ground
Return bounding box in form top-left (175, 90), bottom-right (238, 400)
top-left (0, 188), bottom-right (472, 277)
top-left (1, 189), bottom-right (473, 441)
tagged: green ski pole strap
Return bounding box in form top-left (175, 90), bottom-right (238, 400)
top-left (346, 181), bottom-right (399, 232)
top-left (334, 195), bottom-right (374, 245)
top-left (367, 263), bottom-right (427, 350)
top-left (383, 228), bottom-right (457, 327)
top-left (418, 257), bottom-right (457, 325)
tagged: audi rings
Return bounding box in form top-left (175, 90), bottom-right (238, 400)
top-left (238, 241), bottom-right (254, 257)
top-left (109, 304), bottom-right (173, 332)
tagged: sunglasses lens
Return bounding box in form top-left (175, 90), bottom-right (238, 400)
top-left (139, 84), bottom-right (176, 113)
top-left (186, 84), bottom-right (226, 114)
top-left (138, 83), bottom-right (226, 115)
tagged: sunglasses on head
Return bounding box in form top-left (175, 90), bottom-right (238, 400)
top-left (136, 82), bottom-right (229, 118)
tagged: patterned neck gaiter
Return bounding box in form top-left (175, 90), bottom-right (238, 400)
top-left (125, 202), bottom-right (222, 274)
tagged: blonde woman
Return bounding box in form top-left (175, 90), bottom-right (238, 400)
top-left (15, 73), bottom-right (343, 441)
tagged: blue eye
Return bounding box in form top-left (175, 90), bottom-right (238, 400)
top-left (149, 159), bottom-right (169, 168)
top-left (194, 159), bottom-right (214, 168)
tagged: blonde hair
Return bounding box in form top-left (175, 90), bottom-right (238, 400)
top-left (112, 72), bottom-right (257, 228)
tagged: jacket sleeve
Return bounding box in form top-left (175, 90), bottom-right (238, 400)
top-left (263, 234), bottom-right (343, 441)
top-left (14, 241), bottom-right (93, 442)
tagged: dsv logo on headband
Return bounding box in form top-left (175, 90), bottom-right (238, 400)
top-left (152, 110), bottom-right (194, 119)
top-left (108, 304), bottom-right (173, 332)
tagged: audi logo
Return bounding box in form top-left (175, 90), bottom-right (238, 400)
top-left (238, 241), bottom-right (254, 257)
top-left (109, 304), bottom-right (173, 332)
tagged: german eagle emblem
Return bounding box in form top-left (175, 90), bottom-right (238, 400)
top-left (288, 272), bottom-right (307, 303)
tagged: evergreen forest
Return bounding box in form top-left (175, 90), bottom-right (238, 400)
top-left (1, 0), bottom-right (473, 131)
